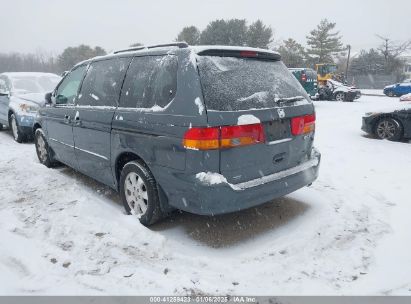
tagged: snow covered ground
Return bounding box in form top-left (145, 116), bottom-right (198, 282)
top-left (0, 95), bottom-right (410, 295)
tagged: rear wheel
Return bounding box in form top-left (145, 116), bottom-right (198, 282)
top-left (34, 128), bottom-right (58, 167)
top-left (9, 114), bottom-right (25, 143)
top-left (375, 118), bottom-right (402, 141)
top-left (119, 161), bottom-right (164, 226)
top-left (334, 92), bottom-right (345, 101)
top-left (0, 124), bottom-right (3, 131)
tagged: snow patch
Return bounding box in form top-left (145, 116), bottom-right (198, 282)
top-left (194, 97), bottom-right (204, 115)
top-left (237, 115), bottom-right (260, 125)
top-left (195, 172), bottom-right (229, 186)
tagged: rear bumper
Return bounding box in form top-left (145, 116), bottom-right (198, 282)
top-left (153, 148), bottom-right (321, 215)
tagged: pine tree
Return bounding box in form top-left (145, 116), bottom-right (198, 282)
top-left (176, 26), bottom-right (201, 45)
top-left (246, 20), bottom-right (273, 49)
top-left (200, 19), bottom-right (247, 46)
top-left (306, 19), bottom-right (343, 63)
top-left (277, 38), bottom-right (306, 67)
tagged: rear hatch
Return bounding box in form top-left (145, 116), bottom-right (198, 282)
top-left (196, 49), bottom-right (316, 184)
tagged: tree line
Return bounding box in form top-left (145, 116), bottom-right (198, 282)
top-left (1, 18), bottom-right (409, 79)
top-left (0, 45), bottom-right (106, 74)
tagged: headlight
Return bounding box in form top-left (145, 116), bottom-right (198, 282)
top-left (19, 104), bottom-right (38, 113)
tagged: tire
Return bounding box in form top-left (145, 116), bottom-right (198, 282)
top-left (0, 124), bottom-right (3, 131)
top-left (374, 118), bottom-right (403, 141)
top-left (334, 92), bottom-right (345, 101)
top-left (387, 91), bottom-right (394, 97)
top-left (119, 161), bottom-right (164, 226)
top-left (34, 128), bottom-right (58, 167)
top-left (9, 113), bottom-right (25, 143)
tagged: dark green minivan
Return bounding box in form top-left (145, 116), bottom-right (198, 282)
top-left (33, 43), bottom-right (321, 226)
top-left (289, 68), bottom-right (318, 100)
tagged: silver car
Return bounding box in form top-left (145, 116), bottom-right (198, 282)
top-left (0, 72), bottom-right (61, 142)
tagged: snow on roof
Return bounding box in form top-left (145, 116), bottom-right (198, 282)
top-left (2, 72), bottom-right (60, 78)
top-left (191, 45), bottom-right (279, 56)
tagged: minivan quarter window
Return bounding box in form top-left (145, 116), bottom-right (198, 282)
top-left (119, 55), bottom-right (178, 109)
top-left (55, 65), bottom-right (87, 105)
top-left (77, 58), bottom-right (130, 107)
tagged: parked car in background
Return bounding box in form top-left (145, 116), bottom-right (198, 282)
top-left (0, 72), bottom-right (61, 142)
top-left (400, 93), bottom-right (411, 102)
top-left (383, 82), bottom-right (411, 97)
top-left (318, 79), bottom-right (361, 102)
top-left (33, 43), bottom-right (321, 226)
top-left (361, 102), bottom-right (411, 141)
top-left (289, 68), bottom-right (319, 99)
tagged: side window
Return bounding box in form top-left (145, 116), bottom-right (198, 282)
top-left (119, 55), bottom-right (178, 109)
top-left (77, 58), bottom-right (130, 107)
top-left (55, 65), bottom-right (87, 105)
top-left (152, 56), bottom-right (178, 107)
top-left (0, 77), bottom-right (8, 93)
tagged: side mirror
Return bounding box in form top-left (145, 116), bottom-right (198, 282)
top-left (55, 94), bottom-right (67, 105)
top-left (396, 83), bottom-right (400, 86)
top-left (45, 92), bottom-right (52, 104)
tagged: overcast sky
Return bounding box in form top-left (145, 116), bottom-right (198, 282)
top-left (1, 0), bottom-right (410, 55)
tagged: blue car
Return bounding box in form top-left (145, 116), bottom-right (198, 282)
top-left (0, 72), bottom-right (61, 142)
top-left (383, 82), bottom-right (411, 97)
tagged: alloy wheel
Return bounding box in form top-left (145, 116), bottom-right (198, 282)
top-left (11, 116), bottom-right (19, 140)
top-left (36, 134), bottom-right (48, 162)
top-left (335, 93), bottom-right (345, 101)
top-left (124, 172), bottom-right (149, 215)
top-left (376, 120), bottom-right (397, 139)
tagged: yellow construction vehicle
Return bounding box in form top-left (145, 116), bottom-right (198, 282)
top-left (315, 63), bottom-right (338, 85)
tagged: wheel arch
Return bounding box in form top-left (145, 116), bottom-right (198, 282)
top-left (114, 151), bottom-right (172, 213)
top-left (33, 122), bottom-right (42, 136)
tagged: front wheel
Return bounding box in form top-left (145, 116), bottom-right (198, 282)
top-left (387, 91), bottom-right (394, 97)
top-left (10, 114), bottom-right (25, 143)
top-left (375, 118), bottom-right (402, 141)
top-left (0, 124), bottom-right (3, 131)
top-left (34, 128), bottom-right (58, 167)
top-left (119, 161), bottom-right (164, 226)
top-left (334, 92), bottom-right (345, 101)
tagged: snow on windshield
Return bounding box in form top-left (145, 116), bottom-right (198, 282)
top-left (197, 56), bottom-right (310, 111)
top-left (11, 75), bottom-right (61, 94)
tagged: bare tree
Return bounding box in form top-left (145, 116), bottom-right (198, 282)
top-left (376, 35), bottom-right (411, 62)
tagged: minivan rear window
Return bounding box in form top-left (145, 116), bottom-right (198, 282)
top-left (197, 56), bottom-right (309, 111)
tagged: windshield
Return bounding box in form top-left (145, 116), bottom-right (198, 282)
top-left (197, 56), bottom-right (309, 111)
top-left (11, 75), bottom-right (61, 94)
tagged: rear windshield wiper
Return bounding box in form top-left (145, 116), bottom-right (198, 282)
top-left (275, 96), bottom-right (306, 105)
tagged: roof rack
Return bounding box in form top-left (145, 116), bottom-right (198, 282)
top-left (113, 46), bottom-right (147, 54)
top-left (113, 42), bottom-right (189, 54)
top-left (147, 42), bottom-right (189, 49)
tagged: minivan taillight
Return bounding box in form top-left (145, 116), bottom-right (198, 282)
top-left (291, 114), bottom-right (316, 136)
top-left (183, 127), bottom-right (220, 150)
top-left (183, 124), bottom-right (265, 150)
top-left (221, 123), bottom-right (265, 148)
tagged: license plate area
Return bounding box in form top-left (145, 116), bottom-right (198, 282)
top-left (264, 119), bottom-right (290, 142)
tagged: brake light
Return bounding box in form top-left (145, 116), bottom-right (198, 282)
top-left (240, 51), bottom-right (258, 58)
top-left (291, 114), bottom-right (316, 136)
top-left (221, 124), bottom-right (265, 148)
top-left (183, 127), bottom-right (220, 150)
top-left (183, 124), bottom-right (265, 150)
top-left (301, 73), bottom-right (307, 82)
